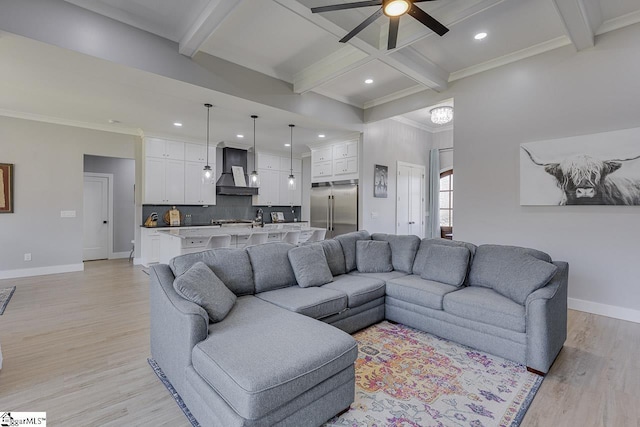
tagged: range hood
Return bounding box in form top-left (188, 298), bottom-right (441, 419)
top-left (216, 147), bottom-right (259, 196)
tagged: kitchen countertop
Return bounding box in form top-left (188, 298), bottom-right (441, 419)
top-left (157, 225), bottom-right (323, 240)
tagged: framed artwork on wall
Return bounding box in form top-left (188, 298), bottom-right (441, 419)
top-left (0, 163), bottom-right (13, 213)
top-left (520, 127), bottom-right (640, 205)
top-left (374, 164), bottom-right (388, 198)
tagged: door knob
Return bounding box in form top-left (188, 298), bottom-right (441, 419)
top-left (103, 220), bottom-right (108, 224)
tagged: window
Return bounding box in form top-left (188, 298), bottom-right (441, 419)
top-left (439, 170), bottom-right (453, 228)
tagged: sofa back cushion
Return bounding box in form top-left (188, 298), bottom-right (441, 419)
top-left (420, 244), bottom-right (470, 287)
top-left (288, 245), bottom-right (334, 288)
top-left (356, 240), bottom-right (393, 273)
top-left (468, 244), bottom-right (558, 305)
top-left (317, 239), bottom-right (347, 276)
top-left (247, 242), bottom-right (297, 293)
top-left (173, 262), bottom-right (237, 323)
top-left (413, 238), bottom-right (477, 281)
top-left (371, 233), bottom-right (421, 274)
top-left (169, 248), bottom-right (255, 296)
top-left (335, 230), bottom-right (371, 272)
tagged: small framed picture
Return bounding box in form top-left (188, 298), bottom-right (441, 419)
top-left (0, 163), bottom-right (14, 213)
top-left (374, 164), bottom-right (388, 198)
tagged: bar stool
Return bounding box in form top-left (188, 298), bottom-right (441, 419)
top-left (282, 230), bottom-right (301, 245)
top-left (244, 232), bottom-right (268, 248)
top-left (206, 234), bottom-right (232, 249)
top-left (306, 229), bottom-right (327, 243)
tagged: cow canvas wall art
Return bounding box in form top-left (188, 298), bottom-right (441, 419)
top-left (520, 127), bottom-right (640, 206)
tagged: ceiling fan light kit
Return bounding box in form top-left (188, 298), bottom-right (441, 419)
top-left (311, 0), bottom-right (449, 50)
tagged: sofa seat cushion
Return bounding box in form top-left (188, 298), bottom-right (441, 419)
top-left (256, 286), bottom-right (347, 319)
top-left (443, 286), bottom-right (526, 333)
top-left (349, 271), bottom-right (408, 282)
top-left (386, 275), bottom-right (459, 310)
top-left (193, 296), bottom-right (358, 420)
top-left (321, 274), bottom-right (386, 308)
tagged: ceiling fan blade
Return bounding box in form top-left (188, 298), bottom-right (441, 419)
top-left (311, 1), bottom-right (382, 13)
top-left (407, 3), bottom-right (449, 36)
top-left (339, 8), bottom-right (384, 43)
top-left (388, 16), bottom-right (399, 49)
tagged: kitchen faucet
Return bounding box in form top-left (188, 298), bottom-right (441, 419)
top-left (255, 208), bottom-right (264, 228)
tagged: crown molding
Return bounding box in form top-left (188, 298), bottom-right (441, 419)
top-left (596, 9), bottom-right (640, 36)
top-left (0, 109), bottom-right (141, 136)
top-left (449, 36), bottom-right (572, 82)
top-left (391, 116), bottom-right (453, 133)
top-left (363, 85), bottom-right (428, 110)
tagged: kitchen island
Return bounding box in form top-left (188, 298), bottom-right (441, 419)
top-left (156, 223), bottom-right (324, 264)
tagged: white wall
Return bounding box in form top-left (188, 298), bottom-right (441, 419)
top-left (448, 24), bottom-right (640, 320)
top-left (362, 119), bottom-right (433, 234)
top-left (83, 155), bottom-right (135, 254)
top-left (433, 129), bottom-right (453, 171)
top-left (301, 156), bottom-right (311, 221)
top-left (0, 116), bottom-right (141, 278)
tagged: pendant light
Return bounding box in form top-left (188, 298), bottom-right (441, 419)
top-left (288, 124), bottom-right (296, 191)
top-left (248, 115), bottom-right (260, 187)
top-left (202, 103), bottom-right (214, 184)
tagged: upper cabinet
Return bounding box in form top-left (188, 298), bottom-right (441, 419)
top-left (144, 137), bottom-right (216, 205)
top-left (257, 153), bottom-right (280, 170)
top-left (311, 139), bottom-right (359, 183)
top-left (252, 151), bottom-right (303, 206)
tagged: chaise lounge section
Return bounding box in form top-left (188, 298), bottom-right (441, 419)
top-left (150, 231), bottom-right (568, 426)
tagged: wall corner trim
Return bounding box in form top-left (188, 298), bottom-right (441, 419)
top-left (568, 297), bottom-right (640, 324)
top-left (0, 263), bottom-right (85, 280)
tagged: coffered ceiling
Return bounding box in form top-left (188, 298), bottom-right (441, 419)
top-left (0, 0), bottom-right (639, 151)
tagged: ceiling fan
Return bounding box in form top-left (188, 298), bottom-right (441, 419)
top-left (311, 0), bottom-right (449, 50)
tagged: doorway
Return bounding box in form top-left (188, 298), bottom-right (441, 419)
top-left (396, 161), bottom-right (425, 237)
top-left (83, 173), bottom-right (112, 261)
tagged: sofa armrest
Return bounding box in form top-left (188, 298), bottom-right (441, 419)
top-left (149, 264), bottom-right (209, 396)
top-left (525, 261), bottom-right (568, 373)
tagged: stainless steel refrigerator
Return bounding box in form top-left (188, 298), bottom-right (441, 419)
top-left (310, 181), bottom-right (358, 239)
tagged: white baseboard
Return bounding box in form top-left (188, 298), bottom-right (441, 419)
top-left (110, 252), bottom-right (131, 260)
top-left (0, 263), bottom-right (85, 280)
top-left (568, 298), bottom-right (640, 324)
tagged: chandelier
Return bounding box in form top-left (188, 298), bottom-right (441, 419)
top-left (430, 106), bottom-right (453, 125)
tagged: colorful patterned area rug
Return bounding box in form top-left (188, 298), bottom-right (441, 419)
top-left (0, 286), bottom-right (16, 315)
top-left (324, 321), bottom-right (542, 427)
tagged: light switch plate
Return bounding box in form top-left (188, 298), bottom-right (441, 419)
top-left (370, 211), bottom-right (379, 219)
top-left (61, 210), bottom-right (77, 218)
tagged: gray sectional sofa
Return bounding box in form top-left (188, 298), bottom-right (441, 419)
top-left (149, 230), bottom-right (568, 427)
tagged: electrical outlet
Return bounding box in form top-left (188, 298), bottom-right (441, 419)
top-left (24, 253), bottom-right (32, 261)
top-left (60, 210), bottom-right (77, 218)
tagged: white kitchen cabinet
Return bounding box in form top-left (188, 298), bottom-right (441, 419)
top-left (185, 143), bottom-right (216, 164)
top-left (334, 157), bottom-right (358, 176)
top-left (256, 152), bottom-right (280, 170)
top-left (279, 156), bottom-right (302, 173)
top-left (184, 161), bottom-right (216, 205)
top-left (312, 146), bottom-right (332, 162)
top-left (146, 138), bottom-right (185, 160)
top-left (312, 160), bottom-right (332, 179)
top-left (333, 140), bottom-right (357, 159)
top-left (253, 169), bottom-right (279, 205)
top-left (278, 170), bottom-right (302, 206)
top-left (144, 158), bottom-right (185, 204)
top-left (141, 228), bottom-right (162, 266)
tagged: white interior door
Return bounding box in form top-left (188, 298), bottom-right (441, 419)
top-left (397, 162), bottom-right (425, 237)
top-left (83, 175), bottom-right (109, 260)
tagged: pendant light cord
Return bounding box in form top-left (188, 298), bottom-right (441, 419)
top-left (289, 124), bottom-right (294, 174)
top-left (205, 103), bottom-right (212, 167)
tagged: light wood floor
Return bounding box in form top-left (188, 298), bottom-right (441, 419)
top-left (0, 260), bottom-right (638, 426)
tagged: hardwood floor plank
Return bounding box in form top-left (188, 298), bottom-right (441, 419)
top-left (0, 260), bottom-right (638, 426)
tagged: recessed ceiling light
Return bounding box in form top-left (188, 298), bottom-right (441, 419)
top-left (474, 32), bottom-right (487, 40)
top-left (284, 143), bottom-right (291, 147)
top-left (318, 134), bottom-right (326, 138)
top-left (173, 122), bottom-right (182, 127)
top-left (237, 134), bottom-right (244, 138)
top-left (364, 78), bottom-right (374, 84)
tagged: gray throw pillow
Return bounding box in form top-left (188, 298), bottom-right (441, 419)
top-left (288, 245), bottom-right (334, 288)
top-left (173, 262), bottom-right (237, 323)
top-left (468, 246), bottom-right (558, 305)
top-left (356, 240), bottom-right (393, 273)
top-left (420, 244), bottom-right (470, 287)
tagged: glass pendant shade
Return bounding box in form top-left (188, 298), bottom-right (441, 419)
top-left (249, 170), bottom-right (260, 187)
top-left (288, 174), bottom-right (296, 191)
top-left (202, 165), bottom-right (214, 185)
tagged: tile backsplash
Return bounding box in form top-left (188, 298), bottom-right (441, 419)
top-left (143, 195), bottom-right (301, 226)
